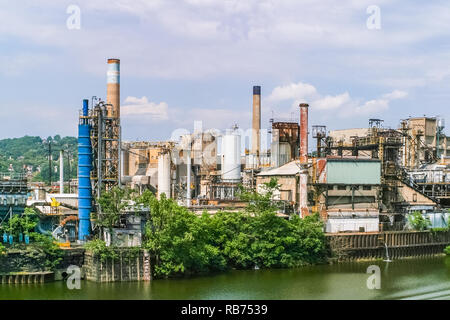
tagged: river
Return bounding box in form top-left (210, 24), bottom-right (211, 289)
top-left (2, 256), bottom-right (450, 300)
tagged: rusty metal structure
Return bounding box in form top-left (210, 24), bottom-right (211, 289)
top-left (89, 101), bottom-right (121, 199)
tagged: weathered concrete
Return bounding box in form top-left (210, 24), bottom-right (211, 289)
top-left (83, 249), bottom-right (151, 282)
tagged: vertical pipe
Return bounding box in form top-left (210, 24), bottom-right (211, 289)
top-left (59, 150), bottom-right (64, 194)
top-left (78, 99), bottom-right (92, 241)
top-left (187, 148), bottom-right (191, 207)
top-left (299, 103), bottom-right (309, 163)
top-left (107, 58), bottom-right (120, 118)
top-left (299, 169), bottom-right (308, 217)
top-left (252, 86), bottom-right (261, 164)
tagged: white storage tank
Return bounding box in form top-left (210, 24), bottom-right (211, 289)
top-left (221, 128), bottom-right (242, 181)
top-left (158, 152), bottom-right (171, 199)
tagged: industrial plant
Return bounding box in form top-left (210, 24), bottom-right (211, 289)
top-left (1, 57), bottom-right (450, 275)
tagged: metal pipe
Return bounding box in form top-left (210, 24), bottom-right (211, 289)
top-left (78, 99), bottom-right (92, 241)
top-left (187, 148), bottom-right (191, 207)
top-left (299, 169), bottom-right (308, 217)
top-left (59, 150), bottom-right (64, 194)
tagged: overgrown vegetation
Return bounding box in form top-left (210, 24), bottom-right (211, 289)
top-left (130, 178), bottom-right (327, 279)
top-left (445, 246), bottom-right (450, 255)
top-left (408, 211), bottom-right (431, 231)
top-left (94, 186), bottom-right (136, 231)
top-left (84, 239), bottom-right (119, 262)
top-left (0, 208), bottom-right (63, 271)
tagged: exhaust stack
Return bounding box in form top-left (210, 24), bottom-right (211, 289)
top-left (107, 58), bottom-right (120, 118)
top-left (299, 103), bottom-right (309, 163)
top-left (251, 86), bottom-right (261, 162)
top-left (299, 103), bottom-right (309, 217)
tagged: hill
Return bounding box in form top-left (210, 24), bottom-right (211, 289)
top-left (0, 135), bottom-right (78, 184)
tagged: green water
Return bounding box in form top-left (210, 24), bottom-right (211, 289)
top-left (2, 256), bottom-right (450, 300)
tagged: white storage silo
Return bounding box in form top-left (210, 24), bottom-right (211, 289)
top-left (158, 152), bottom-right (171, 199)
top-left (221, 129), bottom-right (242, 182)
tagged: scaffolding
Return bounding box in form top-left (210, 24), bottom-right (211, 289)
top-left (89, 101), bottom-right (121, 200)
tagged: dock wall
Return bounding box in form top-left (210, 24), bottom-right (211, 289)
top-left (326, 230), bottom-right (450, 261)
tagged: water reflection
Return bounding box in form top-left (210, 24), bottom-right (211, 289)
top-left (1, 256), bottom-right (449, 300)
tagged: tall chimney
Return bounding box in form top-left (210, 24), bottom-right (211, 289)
top-left (107, 58), bottom-right (120, 118)
top-left (299, 103), bottom-right (309, 218)
top-left (299, 103), bottom-right (309, 163)
top-left (252, 86), bottom-right (261, 160)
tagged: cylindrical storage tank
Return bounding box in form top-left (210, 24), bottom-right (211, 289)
top-left (78, 99), bottom-right (92, 241)
top-left (221, 130), bottom-right (241, 181)
top-left (158, 153), bottom-right (171, 199)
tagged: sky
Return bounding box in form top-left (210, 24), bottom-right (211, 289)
top-left (1, 0), bottom-right (450, 149)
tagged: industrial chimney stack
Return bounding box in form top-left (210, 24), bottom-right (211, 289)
top-left (299, 103), bottom-right (309, 218)
top-left (107, 58), bottom-right (120, 118)
top-left (252, 86), bottom-right (261, 161)
top-left (299, 103), bottom-right (309, 163)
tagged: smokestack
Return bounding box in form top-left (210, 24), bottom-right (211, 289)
top-left (252, 86), bottom-right (261, 160)
top-left (107, 58), bottom-right (120, 118)
top-left (299, 103), bottom-right (309, 163)
top-left (299, 103), bottom-right (309, 217)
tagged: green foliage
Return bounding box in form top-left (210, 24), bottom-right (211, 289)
top-left (95, 187), bottom-right (136, 230)
top-left (445, 245), bottom-right (450, 255)
top-left (237, 178), bottom-right (281, 215)
top-left (210, 211), bottom-right (326, 269)
top-left (84, 239), bottom-right (119, 262)
top-left (28, 233), bottom-right (63, 270)
top-left (0, 135), bottom-right (77, 184)
top-left (0, 243), bottom-right (6, 255)
top-left (136, 192), bottom-right (226, 278)
top-left (408, 211), bottom-right (431, 231)
top-left (134, 188), bottom-right (327, 279)
top-left (0, 207), bottom-right (38, 237)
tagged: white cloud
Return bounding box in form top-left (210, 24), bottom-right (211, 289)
top-left (382, 90), bottom-right (408, 100)
top-left (267, 82), bottom-right (317, 102)
top-left (266, 81), bottom-right (408, 119)
top-left (122, 96), bottom-right (169, 120)
top-left (313, 92), bottom-right (351, 110)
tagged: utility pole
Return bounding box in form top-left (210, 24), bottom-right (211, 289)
top-left (48, 142), bottom-right (52, 187)
top-left (66, 149), bottom-right (72, 193)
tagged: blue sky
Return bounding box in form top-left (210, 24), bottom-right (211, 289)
top-left (1, 0), bottom-right (450, 146)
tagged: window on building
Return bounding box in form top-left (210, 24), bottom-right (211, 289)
top-left (363, 186), bottom-right (372, 191)
top-left (337, 185), bottom-right (347, 191)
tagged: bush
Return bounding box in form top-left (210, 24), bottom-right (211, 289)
top-left (408, 211), bottom-right (431, 231)
top-left (445, 246), bottom-right (450, 255)
top-left (84, 239), bottom-right (119, 262)
top-left (134, 188), bottom-right (327, 279)
top-left (29, 233), bottom-right (63, 270)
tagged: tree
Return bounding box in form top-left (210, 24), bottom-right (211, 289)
top-left (237, 177), bottom-right (281, 215)
top-left (135, 191), bottom-right (226, 278)
top-left (95, 186), bottom-right (135, 231)
top-left (408, 211), bottom-right (431, 231)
